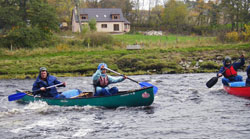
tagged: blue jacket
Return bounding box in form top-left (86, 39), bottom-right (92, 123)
top-left (218, 57), bottom-right (245, 77)
top-left (92, 69), bottom-right (125, 91)
top-left (32, 74), bottom-right (64, 98)
top-left (246, 65), bottom-right (250, 83)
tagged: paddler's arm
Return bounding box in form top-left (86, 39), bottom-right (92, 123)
top-left (217, 67), bottom-right (224, 77)
top-left (108, 75), bottom-right (127, 84)
top-left (233, 55), bottom-right (245, 70)
top-left (92, 69), bottom-right (102, 84)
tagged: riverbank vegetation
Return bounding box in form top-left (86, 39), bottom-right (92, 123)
top-left (0, 33), bottom-right (249, 79)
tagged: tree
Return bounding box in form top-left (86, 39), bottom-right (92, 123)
top-left (149, 5), bottom-right (164, 29)
top-left (30, 0), bottom-right (59, 33)
top-left (220, 0), bottom-right (245, 31)
top-left (161, 0), bottom-right (188, 33)
top-left (0, 0), bottom-right (59, 48)
top-left (47, 0), bottom-right (75, 25)
top-left (0, 0), bottom-right (24, 34)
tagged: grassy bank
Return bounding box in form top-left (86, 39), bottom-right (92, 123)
top-left (0, 34), bottom-right (250, 79)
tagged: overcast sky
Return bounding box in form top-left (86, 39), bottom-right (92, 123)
top-left (131, 0), bottom-right (206, 10)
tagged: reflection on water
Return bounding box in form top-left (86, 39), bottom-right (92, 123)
top-left (1, 73), bottom-right (250, 138)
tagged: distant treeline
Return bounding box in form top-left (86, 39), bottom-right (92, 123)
top-left (46, 0), bottom-right (250, 35)
top-left (1, 0), bottom-right (250, 49)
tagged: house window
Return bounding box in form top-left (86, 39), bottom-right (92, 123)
top-left (96, 15), bottom-right (99, 18)
top-left (114, 24), bottom-right (119, 31)
top-left (101, 24), bottom-right (107, 28)
top-left (112, 15), bottom-right (120, 20)
top-left (80, 14), bottom-right (88, 20)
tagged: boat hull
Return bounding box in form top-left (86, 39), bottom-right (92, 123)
top-left (17, 87), bottom-right (154, 108)
top-left (223, 86), bottom-right (250, 98)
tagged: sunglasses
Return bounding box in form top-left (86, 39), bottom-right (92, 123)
top-left (101, 69), bottom-right (106, 70)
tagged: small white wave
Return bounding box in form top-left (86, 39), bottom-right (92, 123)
top-left (0, 108), bottom-right (24, 118)
top-left (72, 128), bottom-right (93, 137)
top-left (11, 117), bottom-right (68, 133)
top-left (24, 101), bottom-right (50, 113)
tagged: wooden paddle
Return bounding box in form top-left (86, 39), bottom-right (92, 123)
top-left (206, 57), bottom-right (242, 88)
top-left (8, 83), bottom-right (64, 101)
top-left (104, 67), bottom-right (158, 94)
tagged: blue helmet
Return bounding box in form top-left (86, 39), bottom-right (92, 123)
top-left (97, 63), bottom-right (108, 70)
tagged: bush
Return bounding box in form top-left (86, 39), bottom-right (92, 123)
top-left (116, 55), bottom-right (144, 71)
top-left (242, 25), bottom-right (250, 41)
top-left (225, 31), bottom-right (239, 42)
top-left (88, 19), bottom-right (97, 31)
top-left (83, 32), bottom-right (113, 47)
top-left (216, 32), bottom-right (227, 42)
top-left (200, 61), bottom-right (219, 69)
top-left (0, 26), bottom-right (53, 49)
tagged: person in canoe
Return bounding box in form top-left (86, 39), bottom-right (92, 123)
top-left (217, 55), bottom-right (245, 86)
top-left (32, 67), bottom-right (66, 98)
top-left (92, 63), bottom-right (127, 96)
top-left (246, 65), bottom-right (250, 86)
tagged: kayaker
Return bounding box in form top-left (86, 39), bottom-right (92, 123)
top-left (217, 55), bottom-right (245, 86)
top-left (92, 63), bottom-right (127, 96)
top-left (32, 67), bottom-right (66, 98)
top-left (246, 65), bottom-right (250, 86)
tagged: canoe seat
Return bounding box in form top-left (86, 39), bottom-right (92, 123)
top-left (229, 82), bottom-right (246, 87)
top-left (71, 92), bottom-right (93, 98)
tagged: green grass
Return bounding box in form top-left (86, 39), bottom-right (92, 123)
top-left (113, 34), bottom-right (213, 44)
top-left (0, 33), bottom-right (250, 79)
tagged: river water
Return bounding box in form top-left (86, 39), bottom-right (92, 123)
top-left (1, 73), bottom-right (250, 139)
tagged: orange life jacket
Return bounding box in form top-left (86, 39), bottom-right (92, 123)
top-left (97, 75), bottom-right (109, 87)
top-left (224, 66), bottom-right (237, 78)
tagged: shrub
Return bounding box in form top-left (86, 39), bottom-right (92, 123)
top-left (81, 25), bottom-right (90, 36)
top-left (88, 19), bottom-right (97, 31)
top-left (200, 61), bottom-right (219, 69)
top-left (242, 25), bottom-right (250, 41)
top-left (116, 55), bottom-right (144, 71)
top-left (225, 31), bottom-right (239, 42)
top-left (216, 32), bottom-right (227, 42)
top-left (0, 26), bottom-right (53, 49)
top-left (83, 32), bottom-right (113, 47)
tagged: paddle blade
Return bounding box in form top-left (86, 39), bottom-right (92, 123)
top-left (206, 77), bottom-right (218, 88)
top-left (8, 93), bottom-right (26, 101)
top-left (139, 82), bottom-right (158, 94)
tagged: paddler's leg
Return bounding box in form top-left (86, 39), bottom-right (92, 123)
top-left (109, 87), bottom-right (118, 95)
top-left (222, 78), bottom-right (230, 86)
top-left (94, 86), bottom-right (112, 96)
top-left (54, 94), bottom-right (66, 98)
top-left (234, 75), bottom-right (243, 82)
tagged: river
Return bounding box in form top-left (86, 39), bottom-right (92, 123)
top-left (1, 73), bottom-right (250, 139)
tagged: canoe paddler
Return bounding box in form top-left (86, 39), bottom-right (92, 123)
top-left (246, 65), bottom-right (250, 86)
top-left (32, 67), bottom-right (66, 98)
top-left (92, 63), bottom-right (127, 96)
top-left (217, 55), bottom-right (245, 86)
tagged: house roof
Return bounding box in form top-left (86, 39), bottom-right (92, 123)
top-left (74, 8), bottom-right (130, 24)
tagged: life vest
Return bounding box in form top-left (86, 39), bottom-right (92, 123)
top-left (224, 66), bottom-right (237, 78)
top-left (97, 75), bottom-right (109, 87)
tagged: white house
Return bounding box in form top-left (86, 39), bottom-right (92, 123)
top-left (72, 8), bottom-right (130, 33)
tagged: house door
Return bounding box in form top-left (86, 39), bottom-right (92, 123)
top-left (114, 24), bottom-right (119, 31)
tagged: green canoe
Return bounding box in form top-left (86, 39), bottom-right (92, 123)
top-left (16, 87), bottom-right (154, 108)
